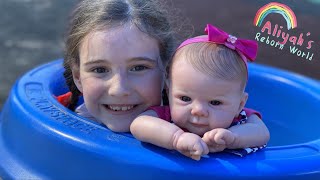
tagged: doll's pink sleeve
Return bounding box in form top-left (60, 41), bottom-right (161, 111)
top-left (147, 106), bottom-right (171, 122)
top-left (243, 108), bottom-right (262, 119)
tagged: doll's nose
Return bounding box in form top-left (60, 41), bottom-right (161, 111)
top-left (191, 103), bottom-right (209, 117)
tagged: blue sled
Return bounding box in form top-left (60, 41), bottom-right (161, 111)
top-left (0, 59), bottom-right (320, 179)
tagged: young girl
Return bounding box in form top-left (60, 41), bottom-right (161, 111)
top-left (130, 24), bottom-right (270, 160)
top-left (58, 0), bottom-right (268, 151)
top-left (61, 0), bottom-right (179, 132)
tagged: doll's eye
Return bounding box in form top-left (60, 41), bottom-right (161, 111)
top-left (210, 100), bottom-right (222, 106)
top-left (180, 96), bottom-right (191, 102)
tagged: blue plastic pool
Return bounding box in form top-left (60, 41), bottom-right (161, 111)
top-left (0, 59), bottom-right (320, 179)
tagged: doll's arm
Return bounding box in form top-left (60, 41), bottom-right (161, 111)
top-left (130, 110), bottom-right (209, 160)
top-left (226, 114), bottom-right (270, 149)
top-left (202, 114), bottom-right (269, 152)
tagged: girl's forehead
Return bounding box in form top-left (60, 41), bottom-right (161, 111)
top-left (79, 25), bottom-right (161, 64)
top-left (87, 25), bottom-right (157, 46)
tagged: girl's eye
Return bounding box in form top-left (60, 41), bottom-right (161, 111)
top-left (180, 96), bottom-right (191, 102)
top-left (210, 100), bottom-right (222, 106)
top-left (131, 65), bottom-right (148, 72)
top-left (92, 67), bottom-right (106, 73)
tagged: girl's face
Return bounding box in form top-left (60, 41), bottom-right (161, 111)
top-left (168, 58), bottom-right (247, 136)
top-left (73, 24), bottom-right (164, 132)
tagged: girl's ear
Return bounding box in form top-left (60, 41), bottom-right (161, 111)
top-left (71, 65), bottom-right (83, 93)
top-left (238, 92), bottom-right (248, 114)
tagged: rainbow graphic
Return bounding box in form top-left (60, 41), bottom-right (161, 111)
top-left (253, 2), bottom-right (297, 30)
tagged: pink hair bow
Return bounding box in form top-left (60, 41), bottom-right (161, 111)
top-left (205, 24), bottom-right (258, 62)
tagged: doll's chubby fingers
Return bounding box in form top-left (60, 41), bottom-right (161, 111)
top-left (180, 150), bottom-right (201, 161)
top-left (190, 154), bottom-right (201, 161)
top-left (203, 129), bottom-right (233, 153)
top-left (204, 128), bottom-right (236, 145)
top-left (192, 139), bottom-right (209, 156)
top-left (202, 129), bottom-right (226, 145)
top-left (176, 132), bottom-right (209, 160)
top-left (213, 137), bottom-right (226, 145)
top-left (214, 129), bottom-right (236, 146)
top-left (184, 138), bottom-right (209, 161)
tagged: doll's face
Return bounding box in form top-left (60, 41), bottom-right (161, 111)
top-left (73, 24), bottom-right (165, 132)
top-left (167, 58), bottom-right (247, 136)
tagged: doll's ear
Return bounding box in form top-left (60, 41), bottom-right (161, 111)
top-left (71, 65), bottom-right (83, 93)
top-left (238, 92), bottom-right (248, 114)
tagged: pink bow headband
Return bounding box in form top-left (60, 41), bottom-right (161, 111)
top-left (177, 24), bottom-right (258, 68)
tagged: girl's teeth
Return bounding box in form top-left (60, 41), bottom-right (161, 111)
top-left (108, 105), bottom-right (134, 111)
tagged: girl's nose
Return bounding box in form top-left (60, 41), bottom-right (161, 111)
top-left (191, 102), bottom-right (209, 117)
top-left (108, 72), bottom-right (131, 97)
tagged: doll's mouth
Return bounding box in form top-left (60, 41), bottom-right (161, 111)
top-left (190, 122), bottom-right (208, 128)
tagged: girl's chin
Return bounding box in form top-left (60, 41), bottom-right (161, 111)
top-left (103, 119), bottom-right (133, 132)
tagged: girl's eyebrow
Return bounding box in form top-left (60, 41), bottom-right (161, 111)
top-left (129, 56), bottom-right (158, 62)
top-left (84, 59), bottom-right (108, 66)
top-left (83, 56), bottom-right (159, 66)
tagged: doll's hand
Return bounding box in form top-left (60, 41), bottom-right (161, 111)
top-left (202, 128), bottom-right (236, 153)
top-left (174, 132), bottom-right (209, 161)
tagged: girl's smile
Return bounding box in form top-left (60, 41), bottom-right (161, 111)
top-left (104, 104), bottom-right (139, 115)
top-left (106, 104), bottom-right (136, 112)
